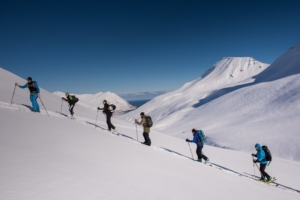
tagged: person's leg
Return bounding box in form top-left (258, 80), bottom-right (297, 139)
top-left (106, 114), bottom-right (112, 130)
top-left (142, 132), bottom-right (147, 144)
top-left (35, 95), bottom-right (40, 112)
top-left (260, 164), bottom-right (270, 180)
top-left (196, 146), bottom-right (201, 160)
top-left (69, 105), bottom-right (71, 115)
top-left (30, 94), bottom-right (37, 111)
top-left (197, 146), bottom-right (208, 161)
top-left (30, 95), bottom-right (34, 111)
top-left (107, 113), bottom-right (116, 130)
top-left (144, 132), bottom-right (151, 146)
top-left (69, 104), bottom-right (75, 116)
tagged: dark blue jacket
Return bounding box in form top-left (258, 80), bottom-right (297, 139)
top-left (189, 132), bottom-right (203, 147)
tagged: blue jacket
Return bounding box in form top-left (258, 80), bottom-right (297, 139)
top-left (255, 143), bottom-right (268, 165)
top-left (19, 81), bottom-right (40, 94)
top-left (189, 132), bottom-right (203, 147)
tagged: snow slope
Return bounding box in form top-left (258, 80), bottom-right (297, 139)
top-left (119, 43), bottom-right (300, 161)
top-left (0, 67), bottom-right (300, 199)
top-left (53, 91), bottom-right (135, 114)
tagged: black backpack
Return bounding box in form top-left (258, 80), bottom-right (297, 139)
top-left (262, 145), bottom-right (272, 165)
top-left (70, 95), bottom-right (79, 102)
top-left (145, 115), bottom-right (153, 127)
top-left (109, 104), bottom-right (116, 111)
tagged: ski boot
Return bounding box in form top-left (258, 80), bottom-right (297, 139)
top-left (258, 178), bottom-right (265, 182)
top-left (267, 177), bottom-right (275, 183)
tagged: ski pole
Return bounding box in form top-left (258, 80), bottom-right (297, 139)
top-left (95, 109), bottom-right (99, 128)
top-left (188, 142), bottom-right (194, 160)
top-left (39, 96), bottom-right (49, 116)
top-left (60, 99), bottom-right (63, 113)
top-left (254, 161), bottom-right (266, 181)
top-left (10, 85), bottom-right (16, 105)
top-left (135, 123), bottom-right (139, 141)
top-left (252, 155), bottom-right (256, 177)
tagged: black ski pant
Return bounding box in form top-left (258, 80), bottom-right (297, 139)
top-left (106, 112), bottom-right (115, 131)
top-left (143, 132), bottom-right (151, 146)
top-left (259, 164), bottom-right (270, 180)
top-left (196, 146), bottom-right (208, 161)
top-left (69, 103), bottom-right (75, 116)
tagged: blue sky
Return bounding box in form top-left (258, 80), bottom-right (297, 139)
top-left (1, 0), bottom-right (300, 95)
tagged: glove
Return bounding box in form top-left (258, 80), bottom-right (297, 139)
top-left (15, 83), bottom-right (19, 86)
top-left (253, 159), bottom-right (258, 163)
top-left (251, 153), bottom-right (256, 157)
top-left (97, 107), bottom-right (100, 110)
top-left (186, 139), bottom-right (190, 142)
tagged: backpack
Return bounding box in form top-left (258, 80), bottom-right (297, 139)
top-left (145, 115), bottom-right (153, 127)
top-left (197, 130), bottom-right (207, 143)
top-left (109, 104), bottom-right (116, 111)
top-left (69, 95), bottom-right (79, 102)
top-left (262, 145), bottom-right (272, 165)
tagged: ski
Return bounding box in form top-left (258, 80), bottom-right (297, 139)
top-left (193, 159), bottom-right (297, 193)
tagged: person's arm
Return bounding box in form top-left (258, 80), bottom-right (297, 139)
top-left (135, 120), bottom-right (142, 125)
top-left (189, 134), bottom-right (197, 143)
top-left (62, 97), bottom-right (68, 102)
top-left (135, 117), bottom-right (145, 125)
top-left (256, 149), bottom-right (265, 162)
top-left (18, 83), bottom-right (28, 89)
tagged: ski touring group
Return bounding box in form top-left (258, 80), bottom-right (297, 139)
top-left (12, 77), bottom-right (275, 184)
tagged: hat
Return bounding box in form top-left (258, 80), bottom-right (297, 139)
top-left (255, 143), bottom-right (261, 148)
top-left (27, 77), bottom-right (32, 81)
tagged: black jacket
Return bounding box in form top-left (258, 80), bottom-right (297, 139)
top-left (98, 103), bottom-right (112, 114)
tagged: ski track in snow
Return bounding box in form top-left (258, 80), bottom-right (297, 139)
top-left (0, 101), bottom-right (299, 195)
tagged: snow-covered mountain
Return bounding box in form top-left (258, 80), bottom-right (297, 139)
top-left (53, 91), bottom-right (135, 113)
top-left (119, 57), bottom-right (269, 123)
top-left (119, 90), bottom-right (170, 100)
top-left (0, 67), bottom-right (299, 200)
top-left (119, 43), bottom-right (300, 161)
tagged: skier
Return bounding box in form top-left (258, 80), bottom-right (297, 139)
top-left (15, 77), bottom-right (40, 112)
top-left (186, 128), bottom-right (209, 163)
top-left (135, 112), bottom-right (151, 146)
top-left (252, 143), bottom-right (274, 183)
top-left (98, 100), bottom-right (117, 132)
top-left (62, 92), bottom-right (78, 118)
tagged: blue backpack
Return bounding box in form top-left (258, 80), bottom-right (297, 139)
top-left (197, 130), bottom-right (207, 143)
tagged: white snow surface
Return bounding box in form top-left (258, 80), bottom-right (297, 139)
top-left (53, 91), bottom-right (135, 114)
top-left (0, 67), bottom-right (300, 199)
top-left (119, 43), bottom-right (300, 161)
